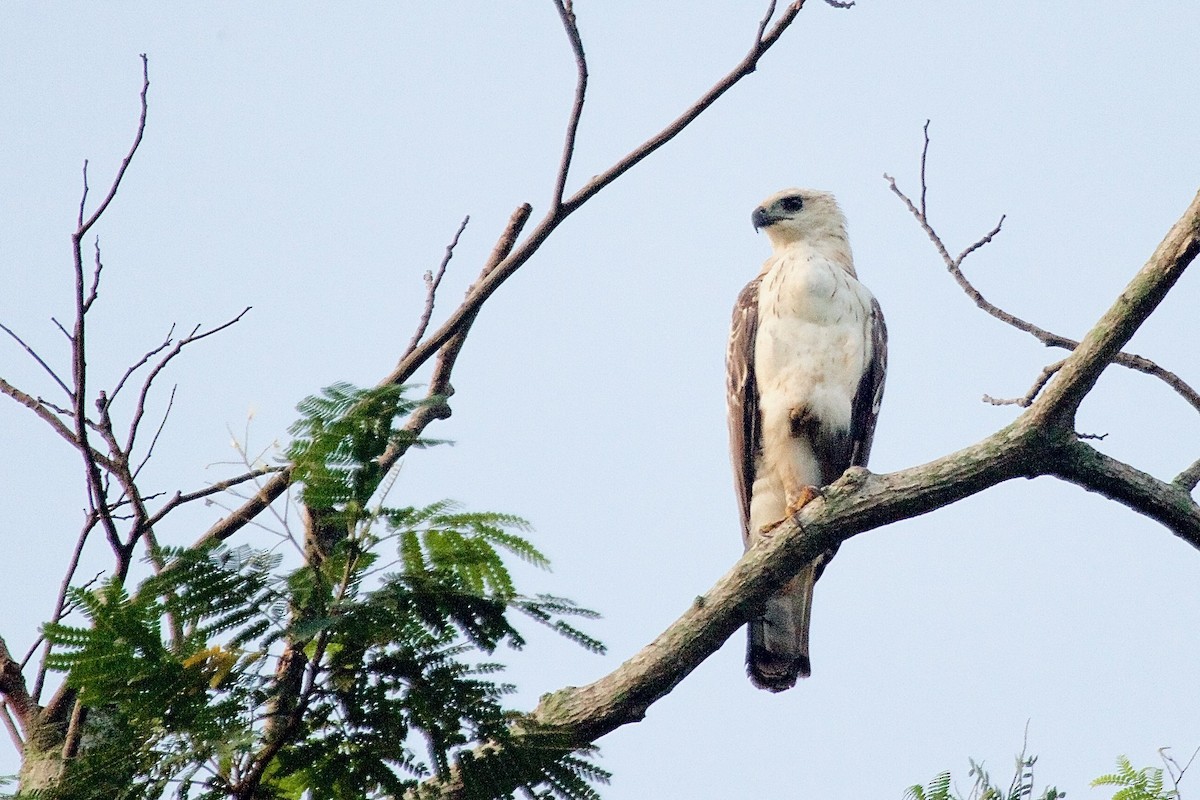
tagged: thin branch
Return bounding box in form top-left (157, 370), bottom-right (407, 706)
top-left (982, 359), bottom-right (1064, 408)
top-left (32, 516), bottom-right (100, 701)
top-left (0, 378), bottom-right (124, 470)
top-left (886, 141), bottom-right (1200, 413)
top-left (1028, 185), bottom-right (1200, 425)
top-left (125, 308), bottom-right (250, 455)
top-left (132, 384), bottom-right (176, 479)
top-left (84, 239), bottom-right (104, 312)
top-left (76, 54), bottom-right (149, 239)
top-left (110, 325), bottom-right (175, 403)
top-left (560, 0), bottom-right (807, 213)
top-left (49, 316), bottom-right (73, 342)
top-left (146, 465), bottom-right (283, 530)
top-left (402, 216), bottom-right (469, 360)
top-left (550, 0), bottom-right (588, 211)
top-left (200, 0), bottom-right (814, 547)
top-left (919, 119), bottom-right (929, 217)
top-left (0, 321), bottom-right (73, 397)
top-left (754, 0), bottom-right (778, 42)
top-left (0, 700), bottom-right (20, 751)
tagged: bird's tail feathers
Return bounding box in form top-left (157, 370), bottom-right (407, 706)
top-left (747, 564), bottom-right (815, 692)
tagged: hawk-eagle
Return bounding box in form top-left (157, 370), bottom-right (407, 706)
top-left (726, 188), bottom-right (887, 692)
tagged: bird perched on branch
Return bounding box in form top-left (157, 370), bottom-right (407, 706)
top-left (726, 188), bottom-right (887, 691)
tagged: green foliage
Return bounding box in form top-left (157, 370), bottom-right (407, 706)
top-left (906, 771), bottom-right (952, 800)
top-left (36, 383), bottom-right (606, 800)
top-left (907, 753), bottom-right (1062, 800)
top-left (1091, 756), bottom-right (1177, 800)
top-left (286, 381), bottom-right (431, 518)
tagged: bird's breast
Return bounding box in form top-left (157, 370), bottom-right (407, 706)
top-left (754, 251), bottom-right (874, 427)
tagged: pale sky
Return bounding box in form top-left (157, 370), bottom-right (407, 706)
top-left (2, 3), bottom-right (1199, 798)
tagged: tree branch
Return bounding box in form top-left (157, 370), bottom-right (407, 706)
top-left (1027, 186), bottom-right (1200, 427)
top-left (201, 0), bottom-right (811, 547)
top-left (0, 635), bottom-right (37, 741)
top-left (886, 130), bottom-right (1200, 414)
top-left (550, 0), bottom-right (588, 211)
top-left (1051, 439), bottom-right (1200, 543)
top-left (402, 217), bottom-right (469, 360)
top-left (76, 55), bottom-right (148, 239)
top-left (408, 181), bottom-right (1200, 799)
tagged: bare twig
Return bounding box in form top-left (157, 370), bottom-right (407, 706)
top-left (0, 321), bottom-right (73, 397)
top-left (49, 316), bottom-right (72, 342)
top-left (31, 515), bottom-right (100, 701)
top-left (131, 384), bottom-right (176, 479)
top-left (110, 326), bottom-right (175, 403)
top-left (402, 217), bottom-right (469, 360)
top-left (755, 0), bottom-right (778, 42)
top-left (551, 0), bottom-right (588, 210)
top-left (982, 360), bottom-right (1065, 407)
top-left (84, 239), bottom-right (104, 312)
top-left (919, 119), bottom-right (929, 217)
top-left (126, 308), bottom-right (250, 456)
top-left (146, 465), bottom-right (283, 530)
top-left (77, 55), bottom-right (149, 238)
top-left (885, 126), bottom-right (1200, 413)
top-left (201, 0), bottom-right (815, 546)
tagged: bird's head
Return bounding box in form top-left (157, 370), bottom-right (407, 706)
top-left (751, 188), bottom-right (848, 249)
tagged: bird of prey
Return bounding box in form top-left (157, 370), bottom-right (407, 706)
top-left (726, 188), bottom-right (887, 692)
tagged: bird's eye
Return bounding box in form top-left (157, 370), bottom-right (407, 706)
top-left (778, 196), bottom-right (804, 213)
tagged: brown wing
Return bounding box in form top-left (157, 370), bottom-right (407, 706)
top-left (727, 277), bottom-right (761, 548)
top-left (849, 295), bottom-right (888, 468)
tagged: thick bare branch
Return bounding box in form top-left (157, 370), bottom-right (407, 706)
top-left (1051, 440), bottom-right (1200, 538)
top-left (1028, 187), bottom-right (1200, 426)
top-left (0, 635), bottom-right (37, 741)
top-left (1176, 459), bottom-right (1200, 492)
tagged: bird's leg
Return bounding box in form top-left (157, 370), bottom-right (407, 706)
top-left (759, 407), bottom-right (824, 535)
top-left (783, 405), bottom-right (824, 515)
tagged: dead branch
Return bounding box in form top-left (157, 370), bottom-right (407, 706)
top-left (0, 321), bottom-right (73, 398)
top-left (402, 216), bottom-right (469, 360)
top-left (886, 123), bottom-right (1200, 413)
top-left (76, 55), bottom-right (148, 238)
top-left (146, 465), bottom-right (283, 530)
top-left (202, 1), bottom-right (817, 548)
top-left (550, 0), bottom-right (587, 211)
top-left (125, 308), bottom-right (250, 456)
top-left (982, 359), bottom-right (1064, 407)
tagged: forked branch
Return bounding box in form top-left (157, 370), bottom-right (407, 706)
top-left (885, 122), bottom-right (1199, 413)
top-left (201, 0), bottom-right (825, 548)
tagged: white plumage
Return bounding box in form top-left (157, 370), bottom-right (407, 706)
top-left (727, 189), bottom-right (886, 691)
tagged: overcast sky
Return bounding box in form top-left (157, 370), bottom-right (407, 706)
top-left (2, 2), bottom-right (1199, 797)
